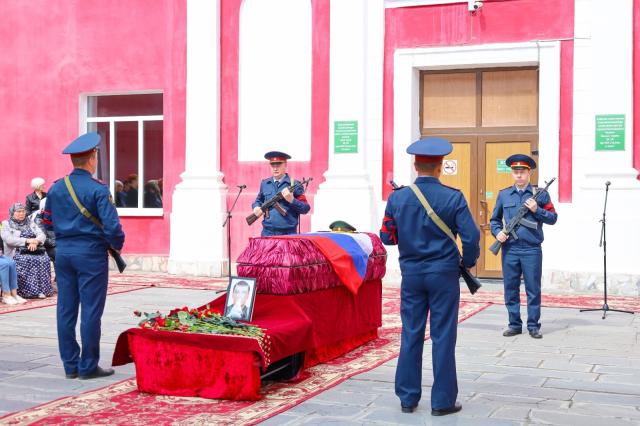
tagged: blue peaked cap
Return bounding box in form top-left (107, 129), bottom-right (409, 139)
top-left (506, 154), bottom-right (537, 170)
top-left (62, 132), bottom-right (101, 155)
top-left (264, 151), bottom-right (291, 162)
top-left (406, 137), bottom-right (453, 157)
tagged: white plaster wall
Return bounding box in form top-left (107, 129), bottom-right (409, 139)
top-left (238, 0), bottom-right (312, 161)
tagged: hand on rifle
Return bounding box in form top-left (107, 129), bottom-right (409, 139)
top-left (281, 187), bottom-right (294, 203)
top-left (252, 206), bottom-right (264, 218)
top-left (496, 230), bottom-right (509, 243)
top-left (525, 198), bottom-right (538, 213)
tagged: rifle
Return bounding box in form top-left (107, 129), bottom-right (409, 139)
top-left (488, 177), bottom-right (556, 256)
top-left (389, 180), bottom-right (481, 295)
top-left (108, 248), bottom-right (127, 273)
top-left (246, 177), bottom-right (311, 226)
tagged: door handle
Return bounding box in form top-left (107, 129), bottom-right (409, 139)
top-left (479, 200), bottom-right (489, 229)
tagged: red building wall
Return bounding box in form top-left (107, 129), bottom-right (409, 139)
top-left (0, 0), bottom-right (186, 254)
top-left (383, 0), bottom-right (575, 201)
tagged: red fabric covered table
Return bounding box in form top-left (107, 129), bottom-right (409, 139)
top-left (112, 279), bottom-right (382, 400)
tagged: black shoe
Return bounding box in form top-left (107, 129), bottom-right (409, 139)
top-left (78, 366), bottom-right (115, 380)
top-left (65, 372), bottom-right (78, 379)
top-left (401, 404), bottom-right (417, 413)
top-left (529, 329), bottom-right (543, 339)
top-left (503, 328), bottom-right (522, 337)
top-left (432, 402), bottom-right (462, 416)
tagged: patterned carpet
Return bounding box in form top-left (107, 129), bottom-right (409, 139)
top-left (0, 290), bottom-right (490, 425)
top-left (0, 273), bottom-right (229, 315)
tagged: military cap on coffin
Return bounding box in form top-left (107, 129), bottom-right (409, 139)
top-left (406, 137), bottom-right (453, 163)
top-left (264, 151), bottom-right (291, 163)
top-left (506, 154), bottom-right (536, 170)
top-left (329, 220), bottom-right (356, 232)
top-left (62, 132), bottom-right (101, 156)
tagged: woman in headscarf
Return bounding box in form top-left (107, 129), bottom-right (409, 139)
top-left (25, 177), bottom-right (47, 215)
top-left (1, 203), bottom-right (53, 299)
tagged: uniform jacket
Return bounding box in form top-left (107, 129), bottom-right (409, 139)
top-left (489, 184), bottom-right (557, 247)
top-left (43, 168), bottom-right (125, 254)
top-left (252, 174), bottom-right (310, 231)
top-left (1, 219), bottom-right (46, 259)
top-left (380, 176), bottom-right (480, 274)
top-left (25, 191), bottom-right (46, 215)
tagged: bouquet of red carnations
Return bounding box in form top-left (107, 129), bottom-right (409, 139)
top-left (134, 305), bottom-right (265, 338)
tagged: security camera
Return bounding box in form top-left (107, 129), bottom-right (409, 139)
top-left (468, 0), bottom-right (483, 12)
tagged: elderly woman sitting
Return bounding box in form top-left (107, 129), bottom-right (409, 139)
top-left (25, 177), bottom-right (47, 215)
top-left (1, 203), bottom-right (53, 299)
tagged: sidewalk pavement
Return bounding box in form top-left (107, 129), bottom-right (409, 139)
top-left (0, 278), bottom-right (638, 425)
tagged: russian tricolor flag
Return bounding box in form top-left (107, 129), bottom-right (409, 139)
top-left (279, 232), bottom-right (373, 294)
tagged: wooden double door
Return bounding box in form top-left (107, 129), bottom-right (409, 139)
top-left (420, 67), bottom-right (540, 277)
top-left (438, 135), bottom-right (538, 278)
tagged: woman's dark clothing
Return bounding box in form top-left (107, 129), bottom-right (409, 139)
top-left (25, 191), bottom-right (46, 215)
top-left (14, 228), bottom-right (53, 298)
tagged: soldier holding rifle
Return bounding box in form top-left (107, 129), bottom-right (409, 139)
top-left (251, 151), bottom-right (310, 236)
top-left (380, 137), bottom-right (480, 416)
top-left (490, 154), bottom-right (557, 339)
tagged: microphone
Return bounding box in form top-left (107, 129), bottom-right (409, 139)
top-left (237, 184), bottom-right (246, 189)
top-left (605, 181), bottom-right (611, 187)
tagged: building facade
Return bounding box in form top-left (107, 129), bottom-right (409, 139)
top-left (1, 0), bottom-right (639, 294)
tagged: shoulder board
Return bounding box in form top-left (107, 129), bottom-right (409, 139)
top-left (262, 177), bottom-right (272, 183)
top-left (391, 184), bottom-right (405, 191)
top-left (53, 178), bottom-right (62, 184)
top-left (91, 177), bottom-right (106, 185)
top-left (500, 186), bottom-right (512, 192)
top-left (440, 184), bottom-right (461, 192)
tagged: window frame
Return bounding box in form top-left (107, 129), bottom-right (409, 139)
top-left (80, 91), bottom-right (164, 217)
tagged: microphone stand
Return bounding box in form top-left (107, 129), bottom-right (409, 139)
top-left (580, 182), bottom-right (633, 319)
top-left (223, 185), bottom-right (245, 283)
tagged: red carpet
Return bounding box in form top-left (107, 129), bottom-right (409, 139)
top-left (0, 293), bottom-right (489, 425)
top-left (0, 273), bottom-right (228, 315)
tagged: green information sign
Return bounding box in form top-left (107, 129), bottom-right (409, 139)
top-left (496, 159), bottom-right (510, 173)
top-left (334, 121), bottom-right (358, 154)
top-left (595, 114), bottom-right (625, 151)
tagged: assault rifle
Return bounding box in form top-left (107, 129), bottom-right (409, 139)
top-left (488, 177), bottom-right (556, 256)
top-left (108, 248), bottom-right (127, 273)
top-left (246, 177), bottom-right (312, 226)
top-left (389, 180), bottom-right (481, 295)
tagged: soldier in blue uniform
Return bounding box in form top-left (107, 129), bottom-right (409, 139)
top-left (251, 151), bottom-right (310, 236)
top-left (380, 137), bottom-right (480, 416)
top-left (489, 154), bottom-right (557, 339)
top-left (43, 132), bottom-right (125, 380)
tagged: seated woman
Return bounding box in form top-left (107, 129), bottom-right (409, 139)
top-left (25, 177), bottom-right (47, 215)
top-left (1, 203), bottom-right (53, 299)
top-left (0, 254), bottom-right (25, 305)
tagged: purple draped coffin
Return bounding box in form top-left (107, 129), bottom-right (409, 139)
top-left (236, 232), bottom-right (387, 295)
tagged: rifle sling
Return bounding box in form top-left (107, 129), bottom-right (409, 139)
top-left (409, 184), bottom-right (460, 254)
top-left (63, 176), bottom-right (104, 229)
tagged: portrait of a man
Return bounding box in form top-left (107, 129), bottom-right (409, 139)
top-left (224, 278), bottom-right (257, 321)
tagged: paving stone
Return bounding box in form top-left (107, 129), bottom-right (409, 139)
top-left (297, 416), bottom-right (365, 425)
top-left (460, 381), bottom-right (575, 400)
top-left (544, 378), bottom-right (640, 395)
top-left (288, 401), bottom-right (366, 417)
top-left (572, 390), bottom-right (640, 406)
top-left (539, 359), bottom-right (594, 372)
top-left (596, 373), bottom-right (640, 385)
top-left (476, 372), bottom-right (547, 387)
top-left (490, 405), bottom-right (531, 421)
top-left (360, 407), bottom-right (428, 425)
top-left (251, 413), bottom-right (299, 425)
top-left (593, 365), bottom-right (640, 375)
top-left (312, 390), bottom-right (378, 406)
top-left (568, 402), bottom-right (640, 420)
top-left (529, 409), bottom-right (638, 426)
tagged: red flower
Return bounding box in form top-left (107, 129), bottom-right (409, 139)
top-left (156, 317), bottom-right (166, 327)
top-left (181, 325), bottom-right (188, 332)
top-left (133, 310), bottom-right (142, 317)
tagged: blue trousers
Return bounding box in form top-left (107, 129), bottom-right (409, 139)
top-left (261, 227), bottom-right (297, 237)
top-left (56, 252), bottom-right (109, 376)
top-left (501, 245), bottom-right (542, 332)
top-left (0, 256), bottom-right (18, 292)
top-left (395, 270), bottom-right (460, 410)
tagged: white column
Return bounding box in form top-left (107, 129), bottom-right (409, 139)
top-left (168, 0), bottom-right (228, 276)
top-left (311, 0), bottom-right (381, 233)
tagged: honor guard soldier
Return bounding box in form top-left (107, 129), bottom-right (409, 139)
top-left (380, 137), bottom-right (480, 416)
top-left (43, 132), bottom-right (125, 380)
top-left (251, 151), bottom-right (310, 236)
top-left (489, 154), bottom-right (557, 339)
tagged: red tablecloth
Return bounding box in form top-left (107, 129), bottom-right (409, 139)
top-left (112, 279), bottom-right (382, 400)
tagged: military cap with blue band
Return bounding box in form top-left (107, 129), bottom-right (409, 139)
top-left (264, 151), bottom-right (291, 163)
top-left (406, 136), bottom-right (453, 163)
top-left (62, 132), bottom-right (101, 156)
top-left (506, 154), bottom-right (536, 170)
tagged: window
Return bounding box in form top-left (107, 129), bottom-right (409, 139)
top-left (84, 93), bottom-right (164, 216)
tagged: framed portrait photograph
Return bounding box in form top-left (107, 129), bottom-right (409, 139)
top-left (224, 277), bottom-right (257, 322)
